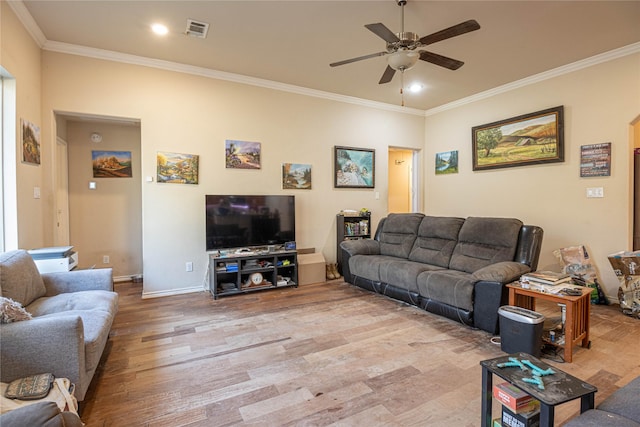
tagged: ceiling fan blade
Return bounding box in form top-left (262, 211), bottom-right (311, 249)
top-left (379, 65), bottom-right (396, 84)
top-left (365, 23), bottom-right (400, 43)
top-left (419, 51), bottom-right (464, 70)
top-left (418, 19), bottom-right (481, 46)
top-left (330, 51), bottom-right (388, 67)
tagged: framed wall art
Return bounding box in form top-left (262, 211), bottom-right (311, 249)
top-left (282, 163), bottom-right (312, 189)
top-left (580, 142), bottom-right (611, 177)
top-left (225, 140), bottom-right (261, 169)
top-left (21, 118), bottom-right (41, 165)
top-left (334, 146), bottom-right (375, 188)
top-left (92, 151), bottom-right (132, 178)
top-left (472, 106), bottom-right (564, 171)
top-left (435, 150), bottom-right (459, 175)
top-left (157, 151), bottom-right (199, 184)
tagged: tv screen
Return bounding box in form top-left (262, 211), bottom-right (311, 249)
top-left (206, 195), bottom-right (295, 251)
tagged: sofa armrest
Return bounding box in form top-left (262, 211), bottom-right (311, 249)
top-left (339, 239), bottom-right (380, 256)
top-left (0, 315), bottom-right (84, 385)
top-left (472, 261), bottom-right (531, 284)
top-left (42, 268), bottom-right (113, 295)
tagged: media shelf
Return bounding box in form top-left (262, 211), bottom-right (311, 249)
top-left (336, 213), bottom-right (371, 275)
top-left (208, 250), bottom-right (298, 299)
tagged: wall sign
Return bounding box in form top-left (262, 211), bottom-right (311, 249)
top-left (580, 142), bottom-right (611, 177)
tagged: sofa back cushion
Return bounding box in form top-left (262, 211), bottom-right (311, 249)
top-left (0, 250), bottom-right (46, 307)
top-left (408, 216), bottom-right (465, 267)
top-left (449, 217), bottom-right (523, 273)
top-left (378, 213), bottom-right (424, 259)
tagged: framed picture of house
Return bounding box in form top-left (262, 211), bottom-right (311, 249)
top-left (156, 151), bottom-right (199, 184)
top-left (21, 118), bottom-right (41, 165)
top-left (334, 146), bottom-right (375, 188)
top-left (92, 151), bottom-right (132, 178)
top-left (472, 106), bottom-right (564, 171)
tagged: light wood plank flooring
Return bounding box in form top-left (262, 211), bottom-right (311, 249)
top-left (81, 281), bottom-right (640, 426)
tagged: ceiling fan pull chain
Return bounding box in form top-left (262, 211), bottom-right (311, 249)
top-left (400, 70), bottom-right (405, 107)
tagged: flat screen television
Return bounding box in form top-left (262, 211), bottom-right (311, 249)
top-left (205, 195), bottom-right (295, 251)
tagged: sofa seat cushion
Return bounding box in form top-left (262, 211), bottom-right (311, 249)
top-left (408, 216), bottom-right (465, 267)
top-left (379, 260), bottom-right (443, 293)
top-left (450, 217), bottom-right (523, 273)
top-left (27, 290), bottom-right (118, 317)
top-left (378, 213), bottom-right (424, 258)
top-left (0, 250), bottom-right (46, 307)
top-left (563, 409), bottom-right (640, 427)
top-left (416, 269), bottom-right (475, 311)
top-left (349, 255), bottom-right (401, 282)
top-left (597, 376), bottom-right (640, 423)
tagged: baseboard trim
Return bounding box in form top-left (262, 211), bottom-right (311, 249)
top-left (141, 286), bottom-right (205, 299)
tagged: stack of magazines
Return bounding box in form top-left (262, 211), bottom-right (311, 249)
top-left (521, 270), bottom-right (572, 287)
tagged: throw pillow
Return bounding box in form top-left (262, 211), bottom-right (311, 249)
top-left (0, 297), bottom-right (33, 323)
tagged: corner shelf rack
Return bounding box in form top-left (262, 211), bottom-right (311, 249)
top-left (336, 213), bottom-right (371, 274)
top-left (208, 250), bottom-right (298, 299)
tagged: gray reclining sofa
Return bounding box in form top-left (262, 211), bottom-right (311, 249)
top-left (340, 214), bottom-right (543, 334)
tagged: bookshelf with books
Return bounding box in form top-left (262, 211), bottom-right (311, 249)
top-left (336, 212), bottom-right (371, 275)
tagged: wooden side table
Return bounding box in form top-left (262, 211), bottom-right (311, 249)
top-left (507, 283), bottom-right (592, 362)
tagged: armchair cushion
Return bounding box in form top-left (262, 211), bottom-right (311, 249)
top-left (0, 251), bottom-right (46, 306)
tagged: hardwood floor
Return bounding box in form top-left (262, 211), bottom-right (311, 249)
top-left (81, 281), bottom-right (640, 426)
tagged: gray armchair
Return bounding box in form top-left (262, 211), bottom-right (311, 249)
top-left (0, 250), bottom-right (118, 401)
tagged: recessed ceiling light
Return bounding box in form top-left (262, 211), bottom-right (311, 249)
top-left (408, 83), bottom-right (424, 93)
top-left (151, 23), bottom-right (169, 36)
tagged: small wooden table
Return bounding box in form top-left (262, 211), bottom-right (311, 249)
top-left (507, 283), bottom-right (592, 363)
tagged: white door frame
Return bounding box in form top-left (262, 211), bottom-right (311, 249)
top-left (55, 137), bottom-right (70, 246)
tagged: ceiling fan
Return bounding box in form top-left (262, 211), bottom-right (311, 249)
top-left (330, 0), bottom-right (480, 85)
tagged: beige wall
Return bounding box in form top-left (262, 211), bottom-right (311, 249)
top-left (1, 2), bottom-right (46, 250)
top-left (425, 53), bottom-right (640, 299)
top-left (66, 121), bottom-right (142, 276)
top-left (40, 52), bottom-right (425, 296)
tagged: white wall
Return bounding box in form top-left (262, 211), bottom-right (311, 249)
top-left (40, 52), bottom-right (425, 297)
top-left (424, 53), bottom-right (640, 299)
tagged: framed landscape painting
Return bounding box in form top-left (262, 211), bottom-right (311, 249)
top-left (472, 106), bottom-right (564, 171)
top-left (282, 163), bottom-right (312, 189)
top-left (435, 150), bottom-right (459, 175)
top-left (92, 151), bottom-right (132, 178)
top-left (225, 140), bottom-right (261, 169)
top-left (157, 151), bottom-right (199, 184)
top-left (334, 146), bottom-right (375, 188)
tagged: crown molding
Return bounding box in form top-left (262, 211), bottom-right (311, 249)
top-left (42, 40), bottom-right (426, 117)
top-left (425, 41), bottom-right (640, 117)
top-left (6, 0), bottom-right (46, 47)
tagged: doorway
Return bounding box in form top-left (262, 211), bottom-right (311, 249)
top-left (632, 117), bottom-right (640, 250)
top-left (56, 112), bottom-right (142, 280)
top-left (388, 147), bottom-right (420, 213)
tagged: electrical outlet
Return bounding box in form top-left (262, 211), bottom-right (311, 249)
top-left (103, 255), bottom-right (110, 264)
top-left (186, 262), bottom-right (193, 272)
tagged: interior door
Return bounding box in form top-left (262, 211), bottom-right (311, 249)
top-left (55, 137), bottom-right (70, 245)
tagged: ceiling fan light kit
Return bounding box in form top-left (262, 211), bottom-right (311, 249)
top-left (330, 0), bottom-right (481, 105)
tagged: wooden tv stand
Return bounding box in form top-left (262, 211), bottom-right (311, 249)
top-left (208, 250), bottom-right (298, 299)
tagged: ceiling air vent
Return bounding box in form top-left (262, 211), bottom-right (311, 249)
top-left (185, 19), bottom-right (209, 39)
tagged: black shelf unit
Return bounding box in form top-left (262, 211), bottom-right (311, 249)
top-left (336, 213), bottom-right (371, 274)
top-left (208, 250), bottom-right (298, 299)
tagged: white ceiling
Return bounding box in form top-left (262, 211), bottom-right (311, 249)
top-left (15, 0), bottom-right (640, 112)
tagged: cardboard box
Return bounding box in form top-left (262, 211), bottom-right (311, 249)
top-left (493, 382), bottom-right (539, 414)
top-left (502, 406), bottom-right (540, 427)
top-left (298, 252), bottom-right (326, 285)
